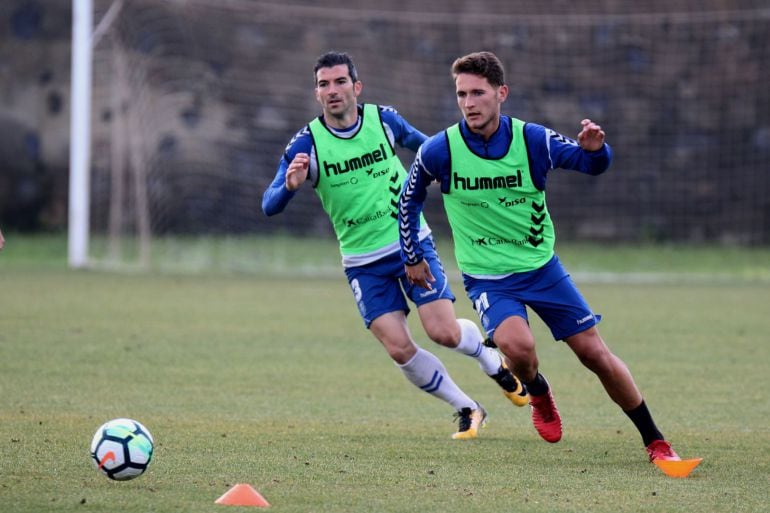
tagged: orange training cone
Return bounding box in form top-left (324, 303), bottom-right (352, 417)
top-left (653, 458), bottom-right (703, 478)
top-left (215, 483), bottom-right (271, 507)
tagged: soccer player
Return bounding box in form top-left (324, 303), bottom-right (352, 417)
top-left (262, 51), bottom-right (529, 439)
top-left (398, 51), bottom-right (680, 461)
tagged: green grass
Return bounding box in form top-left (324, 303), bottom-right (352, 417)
top-left (1, 236), bottom-right (769, 512)
top-left (4, 233), bottom-right (770, 283)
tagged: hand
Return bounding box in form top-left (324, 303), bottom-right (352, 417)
top-left (577, 119), bottom-right (605, 152)
top-left (405, 260), bottom-right (435, 291)
top-left (286, 153), bottom-right (310, 191)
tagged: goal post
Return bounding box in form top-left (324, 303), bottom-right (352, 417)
top-left (69, 0), bottom-right (152, 269)
top-left (68, 0), bottom-right (93, 268)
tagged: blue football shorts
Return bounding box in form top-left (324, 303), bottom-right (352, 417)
top-left (462, 254), bottom-right (601, 341)
top-left (344, 236), bottom-right (455, 328)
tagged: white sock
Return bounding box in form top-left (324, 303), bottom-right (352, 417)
top-left (397, 347), bottom-right (476, 411)
top-left (454, 318), bottom-right (503, 376)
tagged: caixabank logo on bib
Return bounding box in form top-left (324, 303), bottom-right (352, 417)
top-left (469, 235), bottom-right (529, 247)
top-left (344, 209), bottom-right (391, 228)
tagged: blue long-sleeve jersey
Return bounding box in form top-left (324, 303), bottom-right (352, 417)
top-left (262, 104), bottom-right (427, 217)
top-left (399, 116), bottom-right (612, 266)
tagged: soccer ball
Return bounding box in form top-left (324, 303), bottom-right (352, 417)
top-left (90, 418), bottom-right (154, 480)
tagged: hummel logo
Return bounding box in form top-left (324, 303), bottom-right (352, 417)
top-left (322, 143), bottom-right (388, 176)
top-left (547, 129), bottom-right (578, 146)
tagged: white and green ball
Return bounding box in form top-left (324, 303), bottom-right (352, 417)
top-left (90, 418), bottom-right (154, 481)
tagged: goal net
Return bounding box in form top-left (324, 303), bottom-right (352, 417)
top-left (85, 0), bottom-right (770, 272)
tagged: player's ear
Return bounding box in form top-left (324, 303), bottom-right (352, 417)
top-left (354, 80), bottom-right (363, 97)
top-left (497, 84), bottom-right (509, 104)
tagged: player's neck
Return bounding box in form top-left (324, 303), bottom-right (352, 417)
top-left (324, 109), bottom-right (359, 130)
top-left (468, 116), bottom-right (501, 141)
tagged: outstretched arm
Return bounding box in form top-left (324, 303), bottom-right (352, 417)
top-left (529, 119), bottom-right (612, 186)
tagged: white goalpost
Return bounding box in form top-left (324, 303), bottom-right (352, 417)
top-left (70, 0), bottom-right (148, 270)
top-left (68, 0), bottom-right (93, 268)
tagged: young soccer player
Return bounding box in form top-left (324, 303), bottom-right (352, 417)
top-left (398, 51), bottom-right (680, 461)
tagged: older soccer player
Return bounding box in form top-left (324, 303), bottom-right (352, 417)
top-left (263, 51), bottom-right (529, 439)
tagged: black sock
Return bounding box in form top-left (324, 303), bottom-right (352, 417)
top-left (522, 372), bottom-right (549, 396)
top-left (624, 400), bottom-right (664, 446)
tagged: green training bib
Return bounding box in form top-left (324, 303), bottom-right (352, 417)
top-left (309, 104), bottom-right (409, 256)
top-left (443, 118), bottom-right (555, 274)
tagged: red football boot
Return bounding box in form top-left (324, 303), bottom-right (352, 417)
top-left (646, 439), bottom-right (681, 462)
top-left (529, 389), bottom-right (562, 443)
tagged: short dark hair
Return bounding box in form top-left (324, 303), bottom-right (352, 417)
top-left (451, 51), bottom-right (505, 87)
top-left (314, 51), bottom-right (358, 84)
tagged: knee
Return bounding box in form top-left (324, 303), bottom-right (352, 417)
top-left (385, 341), bottom-right (417, 365)
top-left (374, 329), bottom-right (418, 364)
top-left (495, 333), bottom-right (536, 363)
top-left (571, 332), bottom-right (613, 372)
top-left (426, 323), bottom-right (461, 349)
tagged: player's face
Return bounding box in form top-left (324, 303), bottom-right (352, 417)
top-left (455, 73), bottom-right (508, 140)
top-left (315, 64), bottom-right (362, 128)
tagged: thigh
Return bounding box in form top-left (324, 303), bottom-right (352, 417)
top-left (564, 326), bottom-right (608, 361)
top-left (494, 314), bottom-right (536, 351)
top-left (416, 298), bottom-right (459, 344)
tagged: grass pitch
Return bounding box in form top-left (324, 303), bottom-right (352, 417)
top-left (1, 237), bottom-right (768, 512)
